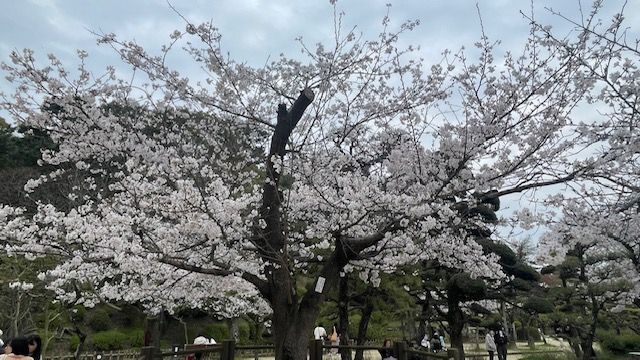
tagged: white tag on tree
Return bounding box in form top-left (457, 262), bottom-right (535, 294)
top-left (315, 277), bottom-right (326, 293)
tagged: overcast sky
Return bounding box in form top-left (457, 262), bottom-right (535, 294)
top-left (1, 0), bottom-right (634, 130)
top-left (2, 0), bottom-right (635, 80)
top-left (1, 0), bottom-right (636, 249)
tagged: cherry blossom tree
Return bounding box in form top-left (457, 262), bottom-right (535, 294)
top-left (0, 4), bottom-right (633, 359)
top-left (532, 0), bottom-right (640, 307)
top-left (537, 200), bottom-right (638, 360)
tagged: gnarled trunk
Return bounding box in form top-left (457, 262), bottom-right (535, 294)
top-left (270, 267), bottom-right (320, 360)
top-left (353, 301), bottom-right (374, 360)
top-left (257, 88), bottom-right (388, 360)
top-left (338, 275), bottom-right (352, 360)
top-left (259, 89), bottom-right (318, 360)
top-left (579, 298), bottom-right (599, 360)
top-left (447, 297), bottom-right (465, 360)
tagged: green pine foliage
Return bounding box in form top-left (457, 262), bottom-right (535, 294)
top-left (88, 309), bottom-right (113, 332)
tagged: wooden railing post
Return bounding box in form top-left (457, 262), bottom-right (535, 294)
top-left (140, 346), bottom-right (160, 360)
top-left (446, 348), bottom-right (458, 360)
top-left (309, 339), bottom-right (323, 360)
top-left (394, 341), bottom-right (407, 360)
top-left (221, 340), bottom-right (236, 360)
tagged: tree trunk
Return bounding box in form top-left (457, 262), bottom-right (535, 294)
top-left (447, 296), bottom-right (465, 360)
top-left (527, 330), bottom-right (535, 349)
top-left (417, 297), bottom-right (429, 338)
top-left (42, 306), bottom-right (60, 359)
top-left (267, 238), bottom-right (355, 360)
top-left (580, 298), bottom-right (600, 360)
top-left (567, 326), bottom-right (583, 360)
top-left (580, 337), bottom-right (595, 360)
top-left (402, 309), bottom-right (417, 343)
top-left (249, 315), bottom-right (265, 342)
top-left (269, 265), bottom-right (326, 360)
top-left (258, 88), bottom-right (318, 360)
top-left (257, 87), bottom-right (382, 360)
top-left (338, 275), bottom-right (352, 360)
top-left (354, 302), bottom-right (374, 360)
top-left (11, 293), bottom-right (21, 338)
top-left (500, 301), bottom-right (509, 339)
top-left (228, 318), bottom-right (240, 342)
top-left (181, 318), bottom-right (189, 345)
top-left (145, 315), bottom-right (161, 349)
top-left (72, 325), bottom-right (87, 360)
top-left (272, 311), bottom-right (316, 360)
top-left (257, 88), bottom-right (393, 360)
top-left (526, 318), bottom-right (535, 350)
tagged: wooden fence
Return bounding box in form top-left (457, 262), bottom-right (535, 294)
top-left (140, 340), bottom-right (457, 360)
top-left (47, 341), bottom-right (567, 360)
top-left (47, 349), bottom-right (140, 360)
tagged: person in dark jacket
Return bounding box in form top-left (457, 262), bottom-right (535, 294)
top-left (494, 329), bottom-right (509, 360)
top-left (430, 331), bottom-right (442, 352)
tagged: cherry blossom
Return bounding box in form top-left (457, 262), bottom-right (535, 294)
top-left (1, 4), bottom-right (637, 359)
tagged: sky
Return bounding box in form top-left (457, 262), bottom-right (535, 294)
top-left (1, 0), bottom-right (635, 82)
top-left (1, 0), bottom-right (635, 123)
top-left (0, 0), bottom-right (636, 251)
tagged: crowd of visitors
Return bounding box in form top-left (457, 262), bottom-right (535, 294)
top-left (312, 322), bottom-right (514, 360)
top-left (418, 330), bottom-right (446, 353)
top-left (0, 334), bottom-right (41, 360)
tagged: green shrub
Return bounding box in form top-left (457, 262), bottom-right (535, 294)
top-left (125, 329), bottom-right (145, 347)
top-left (365, 322), bottom-right (403, 342)
top-left (479, 315), bottom-right (502, 330)
top-left (204, 323), bottom-right (229, 341)
top-left (523, 297), bottom-right (554, 314)
top-left (595, 349), bottom-right (628, 360)
top-left (238, 322), bottom-right (251, 343)
top-left (92, 330), bottom-right (130, 351)
top-left (88, 309), bottom-right (112, 331)
top-left (598, 330), bottom-right (640, 354)
top-left (364, 323), bottom-right (386, 341)
top-left (69, 335), bottom-right (80, 351)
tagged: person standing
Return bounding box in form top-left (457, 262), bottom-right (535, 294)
top-left (420, 334), bottom-right (430, 350)
top-left (313, 324), bottom-right (327, 341)
top-left (379, 339), bottom-right (397, 360)
top-left (192, 334), bottom-right (210, 360)
top-left (329, 323), bottom-right (340, 358)
top-left (430, 331), bottom-right (442, 352)
top-left (0, 337), bottom-right (34, 360)
top-left (494, 329), bottom-right (509, 360)
top-left (438, 332), bottom-right (446, 351)
top-left (26, 335), bottom-right (40, 360)
top-left (485, 330), bottom-right (496, 360)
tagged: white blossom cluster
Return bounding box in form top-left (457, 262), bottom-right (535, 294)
top-left (537, 199), bottom-right (640, 308)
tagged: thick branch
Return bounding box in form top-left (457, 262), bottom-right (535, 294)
top-left (341, 219), bottom-right (402, 259)
top-left (259, 88), bottom-right (315, 254)
top-left (159, 257), bottom-right (269, 297)
top-left (489, 169), bottom-right (582, 199)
